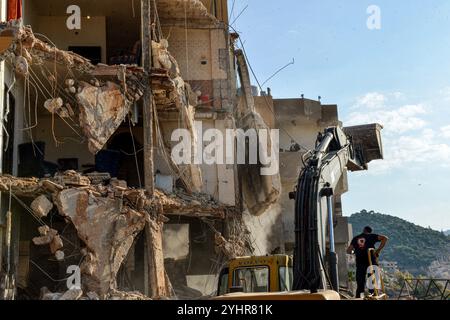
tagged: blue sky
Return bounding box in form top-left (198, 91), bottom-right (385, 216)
top-left (229, 0), bottom-right (450, 231)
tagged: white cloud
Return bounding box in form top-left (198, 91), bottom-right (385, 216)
top-left (346, 101), bottom-right (428, 134)
top-left (441, 125), bottom-right (450, 138)
top-left (353, 92), bottom-right (386, 109)
top-left (370, 129), bottom-right (450, 173)
top-left (346, 92), bottom-right (450, 173)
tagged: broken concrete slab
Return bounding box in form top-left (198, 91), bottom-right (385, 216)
top-left (30, 195), bottom-right (53, 218)
top-left (0, 172), bottom-right (236, 298)
top-left (76, 81), bottom-right (132, 154)
top-left (49, 235), bottom-right (63, 254)
top-left (59, 288), bottom-right (83, 301)
top-left (235, 50), bottom-right (282, 216)
top-left (53, 170), bottom-right (91, 187)
top-left (55, 188), bottom-right (147, 296)
top-left (86, 291), bottom-right (100, 300)
top-left (32, 227), bottom-right (58, 246)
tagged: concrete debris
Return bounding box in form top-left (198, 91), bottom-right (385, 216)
top-left (53, 170), bottom-right (91, 187)
top-left (214, 233), bottom-right (248, 260)
top-left (43, 98), bottom-right (63, 114)
top-left (86, 291), bottom-right (100, 300)
top-left (15, 55), bottom-right (28, 75)
top-left (0, 23), bottom-right (203, 195)
top-left (32, 226), bottom-right (57, 245)
top-left (50, 235), bottom-right (64, 254)
top-left (0, 173), bottom-right (229, 218)
top-left (235, 49), bottom-right (282, 216)
top-left (110, 178), bottom-right (127, 189)
top-left (37, 225), bottom-right (51, 236)
top-left (30, 195), bottom-right (53, 218)
top-left (76, 81), bottom-right (133, 154)
top-left (0, 23), bottom-right (147, 154)
top-left (0, 171), bottom-right (234, 298)
top-left (0, 175), bottom-right (44, 198)
top-left (39, 287), bottom-right (149, 301)
top-left (86, 172), bottom-right (112, 185)
top-left (108, 289), bottom-right (152, 300)
top-left (238, 111), bottom-right (281, 216)
top-left (59, 288), bottom-right (84, 301)
top-left (0, 23), bottom-right (92, 72)
top-left (151, 39), bottom-right (203, 193)
top-left (41, 288), bottom-right (63, 301)
top-left (159, 188), bottom-right (230, 218)
top-left (32, 226), bottom-right (63, 254)
top-left (44, 97), bottom-right (73, 119)
top-left (55, 188), bottom-right (147, 296)
top-left (41, 288), bottom-right (84, 301)
top-left (54, 250), bottom-right (65, 261)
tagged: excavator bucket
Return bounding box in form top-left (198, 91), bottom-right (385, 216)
top-left (344, 123), bottom-right (383, 170)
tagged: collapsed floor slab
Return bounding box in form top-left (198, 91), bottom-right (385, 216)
top-left (0, 172), bottom-right (234, 298)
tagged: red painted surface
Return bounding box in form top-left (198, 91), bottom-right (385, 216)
top-left (7, 0), bottom-right (22, 21)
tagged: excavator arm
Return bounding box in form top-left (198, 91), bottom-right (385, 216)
top-left (291, 125), bottom-right (383, 293)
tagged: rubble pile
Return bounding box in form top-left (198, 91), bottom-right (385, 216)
top-left (0, 171), bottom-right (233, 298)
top-left (214, 233), bottom-right (248, 260)
top-left (160, 188), bottom-right (230, 218)
top-left (0, 171), bottom-right (150, 297)
top-left (40, 287), bottom-right (151, 301)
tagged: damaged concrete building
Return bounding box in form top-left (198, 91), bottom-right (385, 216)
top-left (0, 0), bottom-right (281, 300)
top-left (0, 0), bottom-right (359, 300)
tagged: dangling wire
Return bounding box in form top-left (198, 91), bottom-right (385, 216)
top-left (128, 115), bottom-right (142, 188)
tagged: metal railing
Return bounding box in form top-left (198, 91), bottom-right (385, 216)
top-left (398, 278), bottom-right (450, 300)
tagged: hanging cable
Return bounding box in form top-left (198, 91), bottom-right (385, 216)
top-left (229, 0), bottom-right (237, 22)
top-left (261, 58), bottom-right (295, 87)
top-left (230, 4), bottom-right (248, 26)
top-left (128, 116), bottom-right (143, 189)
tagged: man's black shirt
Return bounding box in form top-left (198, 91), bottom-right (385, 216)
top-left (351, 233), bottom-right (380, 266)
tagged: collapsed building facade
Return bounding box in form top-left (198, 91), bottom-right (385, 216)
top-left (0, 0), bottom-right (280, 300)
top-left (0, 0), bottom-right (362, 300)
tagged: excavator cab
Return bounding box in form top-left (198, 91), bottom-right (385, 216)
top-left (217, 255), bottom-right (293, 296)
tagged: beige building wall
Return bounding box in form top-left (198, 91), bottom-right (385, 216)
top-left (31, 115), bottom-right (95, 167)
top-left (162, 25), bottom-right (232, 111)
top-left (32, 16), bottom-right (108, 64)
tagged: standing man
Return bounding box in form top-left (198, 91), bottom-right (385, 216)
top-left (347, 226), bottom-right (388, 298)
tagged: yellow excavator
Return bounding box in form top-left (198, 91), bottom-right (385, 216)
top-left (214, 124), bottom-right (384, 300)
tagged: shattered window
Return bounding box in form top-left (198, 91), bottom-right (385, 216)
top-left (233, 267), bottom-right (270, 293)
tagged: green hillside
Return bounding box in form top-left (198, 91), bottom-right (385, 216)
top-left (349, 210), bottom-right (450, 275)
